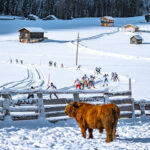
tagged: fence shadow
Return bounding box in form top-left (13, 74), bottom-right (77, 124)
top-left (142, 42), bottom-right (150, 44)
top-left (118, 137), bottom-right (150, 143)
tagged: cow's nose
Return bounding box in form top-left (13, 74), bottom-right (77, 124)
top-left (65, 111), bottom-right (68, 115)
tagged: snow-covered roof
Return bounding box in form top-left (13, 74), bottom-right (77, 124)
top-left (28, 14), bottom-right (39, 19)
top-left (19, 27), bottom-right (44, 32)
top-left (131, 35), bottom-right (143, 40)
top-left (124, 24), bottom-right (139, 29)
top-left (103, 16), bottom-right (114, 20)
top-left (43, 15), bottom-right (58, 20)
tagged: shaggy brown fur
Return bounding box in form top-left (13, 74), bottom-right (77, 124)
top-left (65, 101), bottom-right (120, 142)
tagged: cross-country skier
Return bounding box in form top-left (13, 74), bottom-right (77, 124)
top-left (74, 79), bottom-right (81, 89)
top-left (47, 82), bottom-right (58, 99)
top-left (103, 74), bottom-right (109, 86)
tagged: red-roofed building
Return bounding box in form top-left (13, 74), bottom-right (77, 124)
top-left (101, 16), bottom-right (114, 27)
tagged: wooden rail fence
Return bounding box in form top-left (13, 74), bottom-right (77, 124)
top-left (0, 89), bottom-right (149, 122)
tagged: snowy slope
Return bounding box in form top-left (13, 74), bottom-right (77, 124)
top-left (0, 15), bottom-right (150, 150)
top-left (0, 118), bottom-right (150, 150)
top-left (0, 16), bottom-right (150, 99)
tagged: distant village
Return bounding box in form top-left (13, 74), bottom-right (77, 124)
top-left (18, 14), bottom-right (150, 45)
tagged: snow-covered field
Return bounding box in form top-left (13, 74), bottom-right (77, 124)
top-left (0, 15), bottom-right (150, 149)
top-left (0, 16), bottom-right (150, 99)
top-left (0, 118), bottom-right (150, 150)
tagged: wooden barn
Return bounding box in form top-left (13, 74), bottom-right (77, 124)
top-left (124, 24), bottom-right (139, 32)
top-left (145, 14), bottom-right (150, 22)
top-left (101, 16), bottom-right (114, 27)
top-left (130, 35), bottom-right (143, 44)
top-left (19, 27), bottom-right (45, 43)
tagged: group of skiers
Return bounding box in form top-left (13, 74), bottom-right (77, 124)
top-left (74, 72), bottom-right (120, 89)
top-left (10, 59), bottom-right (23, 64)
top-left (103, 72), bottom-right (120, 86)
top-left (74, 74), bottom-right (95, 90)
top-left (49, 61), bottom-right (57, 67)
top-left (49, 61), bottom-right (64, 68)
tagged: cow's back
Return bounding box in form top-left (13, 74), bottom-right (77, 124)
top-left (76, 103), bottom-right (119, 129)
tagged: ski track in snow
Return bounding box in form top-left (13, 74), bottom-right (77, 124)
top-left (78, 27), bottom-right (119, 42)
top-left (0, 69), bottom-right (30, 89)
top-left (0, 64), bottom-right (46, 90)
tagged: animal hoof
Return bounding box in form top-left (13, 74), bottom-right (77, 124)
top-left (99, 129), bottom-right (103, 134)
top-left (106, 139), bottom-right (113, 143)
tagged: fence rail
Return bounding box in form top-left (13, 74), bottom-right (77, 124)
top-left (0, 89), bottom-right (108, 95)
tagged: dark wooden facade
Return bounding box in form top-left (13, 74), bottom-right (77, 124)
top-left (145, 14), bottom-right (150, 22)
top-left (130, 35), bottom-right (143, 44)
top-left (19, 28), bottom-right (44, 43)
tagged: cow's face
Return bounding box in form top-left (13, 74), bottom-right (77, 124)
top-left (65, 102), bottom-right (80, 118)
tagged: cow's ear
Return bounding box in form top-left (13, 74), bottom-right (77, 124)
top-left (69, 101), bottom-right (80, 108)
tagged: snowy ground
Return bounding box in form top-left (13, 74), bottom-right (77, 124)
top-left (0, 15), bottom-right (150, 149)
top-left (0, 16), bottom-right (150, 99)
top-left (0, 118), bottom-right (150, 150)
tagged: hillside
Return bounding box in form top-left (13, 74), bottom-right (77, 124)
top-left (0, 16), bottom-right (150, 100)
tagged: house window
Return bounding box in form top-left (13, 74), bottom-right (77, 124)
top-left (25, 33), bottom-right (28, 38)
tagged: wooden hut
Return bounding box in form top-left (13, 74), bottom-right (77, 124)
top-left (130, 35), bottom-right (143, 44)
top-left (145, 14), bottom-right (150, 22)
top-left (101, 16), bottom-right (114, 27)
top-left (19, 27), bottom-right (45, 43)
top-left (124, 24), bottom-right (139, 32)
top-left (27, 14), bottom-right (38, 20)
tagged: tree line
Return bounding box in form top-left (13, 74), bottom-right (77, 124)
top-left (0, 0), bottom-right (150, 19)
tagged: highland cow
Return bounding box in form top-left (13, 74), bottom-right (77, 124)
top-left (65, 101), bottom-right (120, 142)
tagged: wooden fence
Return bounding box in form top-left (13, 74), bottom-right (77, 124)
top-left (134, 100), bottom-right (150, 117)
top-left (0, 89), bottom-right (149, 122)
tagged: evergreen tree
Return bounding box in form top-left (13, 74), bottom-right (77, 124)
top-left (3, 0), bottom-right (10, 15)
top-left (22, 0), bottom-right (29, 17)
top-left (0, 0), bottom-right (149, 19)
top-left (0, 0), bottom-right (4, 14)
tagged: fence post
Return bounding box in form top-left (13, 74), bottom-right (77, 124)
top-left (131, 98), bottom-right (135, 119)
top-left (129, 78), bottom-right (132, 98)
top-left (129, 78), bottom-right (135, 118)
top-left (37, 93), bottom-right (45, 119)
top-left (139, 100), bottom-right (146, 117)
top-left (73, 93), bottom-right (79, 102)
top-left (104, 88), bottom-right (109, 104)
top-left (2, 94), bottom-right (12, 121)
